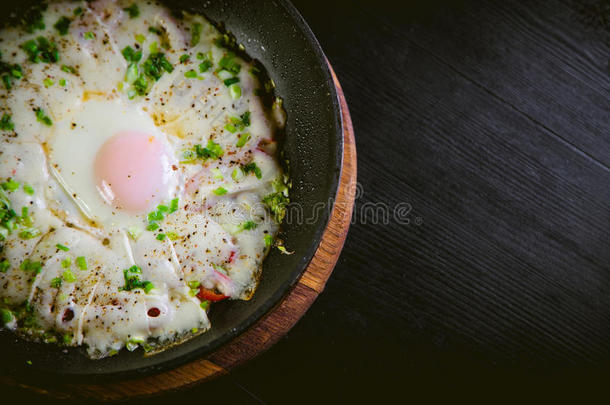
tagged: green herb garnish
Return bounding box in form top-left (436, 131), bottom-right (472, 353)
top-left (61, 65), bottom-right (76, 74)
top-left (213, 186), bottom-right (228, 196)
top-left (35, 108), bottom-right (52, 126)
top-left (241, 221), bottom-right (258, 231)
top-left (23, 184), bottom-right (34, 195)
top-left (229, 84), bottom-right (241, 99)
top-left (20, 259), bottom-right (42, 274)
top-left (191, 23), bottom-right (202, 46)
top-left (264, 234), bottom-right (273, 248)
top-left (1, 179), bottom-right (19, 192)
top-left (22, 37), bottom-right (59, 64)
top-left (0, 114), bottom-right (14, 131)
top-left (263, 192), bottom-right (289, 223)
top-left (53, 16), bottom-right (71, 35)
top-left (62, 269), bottom-right (76, 282)
top-left (236, 132), bottom-right (251, 148)
top-left (242, 162), bottom-right (262, 179)
top-left (124, 4), bottom-right (140, 19)
top-left (19, 228), bottom-right (41, 239)
top-left (0, 259), bottom-right (10, 273)
top-left (50, 277), bottom-right (62, 288)
top-left (142, 52), bottom-right (173, 81)
top-left (121, 46), bottom-right (142, 63)
top-left (55, 243), bottom-right (69, 252)
top-left (76, 256), bottom-right (87, 270)
top-left (120, 265), bottom-right (154, 293)
top-left (223, 77), bottom-right (239, 87)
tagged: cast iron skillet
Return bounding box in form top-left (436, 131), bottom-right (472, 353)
top-left (0, 0), bottom-right (343, 382)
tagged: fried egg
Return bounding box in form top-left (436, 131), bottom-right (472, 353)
top-left (0, 0), bottom-right (288, 358)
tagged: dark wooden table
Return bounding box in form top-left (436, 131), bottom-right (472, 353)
top-left (8, 0), bottom-right (609, 402)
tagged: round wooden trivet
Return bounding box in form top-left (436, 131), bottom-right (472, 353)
top-left (2, 65), bottom-right (356, 400)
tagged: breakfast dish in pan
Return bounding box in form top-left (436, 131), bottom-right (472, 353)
top-left (0, 0), bottom-right (289, 359)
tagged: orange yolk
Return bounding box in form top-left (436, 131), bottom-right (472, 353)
top-left (95, 131), bottom-right (172, 212)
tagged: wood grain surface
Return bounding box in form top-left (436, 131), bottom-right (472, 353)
top-left (1, 65), bottom-right (356, 401)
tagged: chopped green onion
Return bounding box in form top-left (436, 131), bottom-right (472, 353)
top-left (229, 84), bottom-right (241, 99)
top-left (61, 257), bottom-right (71, 268)
top-left (121, 46), bottom-right (142, 63)
top-left (84, 31), bottom-right (95, 40)
top-left (223, 77), bottom-right (239, 87)
top-left (76, 256), bottom-right (87, 270)
top-left (62, 269), bottom-right (76, 282)
top-left (200, 300), bottom-right (210, 311)
top-left (146, 222), bottom-right (159, 231)
top-left (224, 123), bottom-right (237, 133)
top-left (184, 69), bottom-right (197, 78)
top-left (169, 198), bottom-right (179, 213)
top-left (135, 33), bottom-right (146, 44)
top-left (0, 259), bottom-right (10, 273)
top-left (142, 281), bottom-right (154, 293)
top-left (19, 228), bottom-right (41, 239)
top-left (125, 63), bottom-right (139, 83)
top-left (277, 245), bottom-right (294, 255)
top-left (179, 54), bottom-right (190, 63)
top-left (50, 277), bottom-right (62, 288)
top-left (0, 114), bottom-right (14, 131)
top-left (264, 234), bottom-right (273, 248)
top-left (61, 65), bottom-right (76, 74)
top-left (236, 132), bottom-right (251, 148)
top-left (23, 183), bottom-right (34, 195)
top-left (59, 78), bottom-right (66, 86)
top-left (43, 78), bottom-right (54, 87)
top-left (213, 186), bottom-right (228, 196)
top-left (123, 3), bottom-right (140, 19)
top-left (20, 259), bottom-right (42, 273)
top-left (142, 52), bottom-right (173, 81)
top-left (35, 108), bottom-right (53, 126)
top-left (148, 26), bottom-right (162, 35)
top-left (53, 16), bottom-right (71, 35)
top-left (1, 179), bottom-right (20, 192)
top-left (241, 221), bottom-right (258, 231)
top-left (55, 243), bottom-right (69, 252)
top-left (231, 167), bottom-right (244, 182)
top-left (156, 233), bottom-right (166, 241)
top-left (22, 37), bottom-right (59, 64)
top-left (242, 162), bottom-right (262, 179)
top-left (1, 308), bottom-right (14, 324)
top-left (188, 280), bottom-right (200, 289)
top-left (191, 23), bottom-right (202, 46)
top-left (199, 60), bottom-right (212, 73)
top-left (219, 54), bottom-right (241, 74)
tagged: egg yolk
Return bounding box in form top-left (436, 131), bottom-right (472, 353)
top-left (95, 131), bottom-right (172, 212)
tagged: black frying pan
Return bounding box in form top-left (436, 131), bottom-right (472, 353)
top-left (0, 0), bottom-right (343, 382)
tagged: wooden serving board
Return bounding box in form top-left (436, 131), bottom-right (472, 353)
top-left (1, 65), bottom-right (356, 400)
